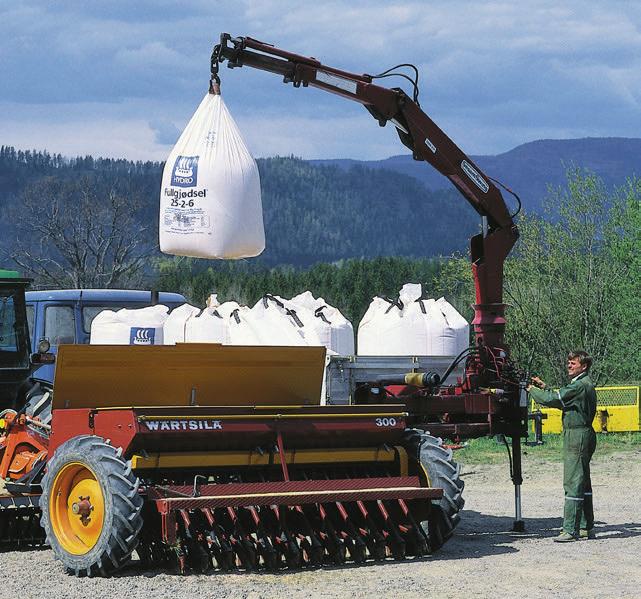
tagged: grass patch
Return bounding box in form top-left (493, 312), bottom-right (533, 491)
top-left (452, 431), bottom-right (641, 465)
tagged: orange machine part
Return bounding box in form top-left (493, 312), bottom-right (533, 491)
top-left (0, 414), bottom-right (48, 481)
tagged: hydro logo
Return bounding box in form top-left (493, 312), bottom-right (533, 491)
top-left (129, 327), bottom-right (156, 345)
top-left (171, 155), bottom-right (199, 188)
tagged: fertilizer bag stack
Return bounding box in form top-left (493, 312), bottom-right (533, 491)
top-left (433, 297), bottom-right (470, 355)
top-left (159, 91), bottom-right (265, 259)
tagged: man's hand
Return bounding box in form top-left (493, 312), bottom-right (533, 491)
top-left (530, 376), bottom-right (546, 390)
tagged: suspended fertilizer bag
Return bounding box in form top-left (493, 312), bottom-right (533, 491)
top-left (90, 305), bottom-right (169, 345)
top-left (159, 91), bottom-right (265, 259)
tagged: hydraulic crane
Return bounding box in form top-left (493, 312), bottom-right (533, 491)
top-left (210, 33), bottom-right (528, 528)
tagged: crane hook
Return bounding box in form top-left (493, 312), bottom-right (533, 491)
top-left (209, 43), bottom-right (222, 94)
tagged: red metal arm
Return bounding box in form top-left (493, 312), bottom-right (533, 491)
top-left (212, 34), bottom-right (519, 353)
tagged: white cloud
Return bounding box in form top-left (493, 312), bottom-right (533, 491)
top-left (115, 42), bottom-right (187, 70)
top-left (1, 1), bottom-right (640, 158)
top-left (149, 119), bottom-right (181, 146)
top-left (0, 100), bottom-right (401, 161)
top-left (0, 115), bottom-right (158, 161)
top-left (237, 112), bottom-right (402, 159)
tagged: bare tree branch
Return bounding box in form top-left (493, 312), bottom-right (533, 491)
top-left (9, 175), bottom-right (153, 288)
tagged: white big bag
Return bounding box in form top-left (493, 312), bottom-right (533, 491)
top-left (159, 91), bottom-right (265, 259)
top-left (185, 308), bottom-right (230, 344)
top-left (357, 284), bottom-right (469, 356)
top-left (163, 303), bottom-right (201, 345)
top-left (289, 291), bottom-right (355, 355)
top-left (91, 305), bottom-right (169, 345)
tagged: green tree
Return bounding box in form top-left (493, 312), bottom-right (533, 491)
top-left (604, 179), bottom-right (641, 381)
top-left (428, 169), bottom-right (640, 385)
top-left (504, 169), bottom-right (639, 384)
top-left (432, 254), bottom-right (474, 321)
top-left (153, 256), bottom-right (447, 326)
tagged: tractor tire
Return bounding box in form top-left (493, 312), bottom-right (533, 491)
top-left (40, 435), bottom-right (143, 576)
top-left (405, 429), bottom-right (465, 552)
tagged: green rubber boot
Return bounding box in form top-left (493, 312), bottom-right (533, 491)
top-left (554, 532), bottom-right (578, 543)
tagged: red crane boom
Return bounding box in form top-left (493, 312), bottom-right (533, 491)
top-left (211, 34), bottom-right (520, 356)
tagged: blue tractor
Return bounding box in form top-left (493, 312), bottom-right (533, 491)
top-left (24, 289), bottom-right (186, 385)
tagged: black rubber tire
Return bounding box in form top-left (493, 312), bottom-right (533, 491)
top-left (40, 435), bottom-right (143, 577)
top-left (405, 429), bottom-right (465, 551)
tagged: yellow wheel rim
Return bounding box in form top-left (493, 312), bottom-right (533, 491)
top-left (49, 462), bottom-right (105, 555)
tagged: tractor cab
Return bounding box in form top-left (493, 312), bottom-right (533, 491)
top-left (0, 270), bottom-right (32, 409)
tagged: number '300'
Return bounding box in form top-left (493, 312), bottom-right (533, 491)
top-left (375, 417), bottom-right (397, 427)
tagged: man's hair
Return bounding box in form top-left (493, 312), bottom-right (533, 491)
top-left (568, 350), bottom-right (593, 371)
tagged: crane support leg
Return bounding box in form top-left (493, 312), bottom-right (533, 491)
top-left (511, 435), bottom-right (525, 532)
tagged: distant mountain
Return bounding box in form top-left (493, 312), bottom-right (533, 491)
top-left (311, 137), bottom-right (641, 213)
top-left (0, 148), bottom-right (478, 268)
top-left (1, 137), bottom-right (639, 272)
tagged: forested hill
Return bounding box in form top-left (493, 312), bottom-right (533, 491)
top-left (312, 137), bottom-right (641, 212)
top-left (3, 137), bottom-right (639, 267)
top-left (0, 147), bottom-right (478, 267)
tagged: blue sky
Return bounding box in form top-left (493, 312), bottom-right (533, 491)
top-left (2, 1), bottom-right (640, 161)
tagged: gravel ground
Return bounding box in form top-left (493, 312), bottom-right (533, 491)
top-left (2, 449), bottom-right (640, 599)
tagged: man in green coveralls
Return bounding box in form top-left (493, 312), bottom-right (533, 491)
top-left (527, 350), bottom-right (597, 542)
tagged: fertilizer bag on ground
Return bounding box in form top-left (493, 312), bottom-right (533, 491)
top-left (159, 92), bottom-right (265, 259)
